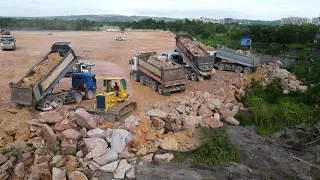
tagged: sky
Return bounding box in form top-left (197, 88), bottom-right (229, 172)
top-left (0, 0), bottom-right (319, 20)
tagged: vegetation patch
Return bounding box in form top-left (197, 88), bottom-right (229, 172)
top-left (173, 128), bottom-right (240, 166)
top-left (1, 147), bottom-right (24, 158)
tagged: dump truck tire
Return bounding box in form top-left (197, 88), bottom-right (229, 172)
top-left (86, 90), bottom-right (94, 100)
top-left (235, 66), bottom-right (243, 73)
top-left (132, 72), bottom-right (139, 82)
top-left (191, 73), bottom-right (197, 81)
top-left (75, 93), bottom-right (83, 103)
top-left (218, 63), bottom-right (225, 71)
top-left (53, 97), bottom-right (64, 107)
top-left (151, 81), bottom-right (158, 91)
top-left (158, 85), bottom-right (163, 95)
top-left (244, 67), bottom-right (253, 74)
top-left (140, 76), bottom-right (145, 85)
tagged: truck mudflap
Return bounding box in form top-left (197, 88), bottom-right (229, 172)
top-left (10, 87), bottom-right (33, 105)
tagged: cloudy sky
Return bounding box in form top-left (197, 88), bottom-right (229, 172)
top-left (0, 0), bottom-right (319, 20)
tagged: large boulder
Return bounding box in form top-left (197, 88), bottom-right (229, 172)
top-left (114, 160), bottom-right (132, 179)
top-left (220, 110), bottom-right (236, 120)
top-left (74, 108), bottom-right (97, 130)
top-left (61, 140), bottom-right (77, 154)
top-left (146, 109), bottom-right (167, 119)
top-left (198, 104), bottom-right (213, 119)
top-left (205, 98), bottom-right (222, 110)
top-left (83, 138), bottom-right (107, 152)
top-left (62, 129), bottom-right (81, 140)
top-left (298, 85), bottom-right (308, 92)
top-left (126, 165), bottom-right (135, 179)
top-left (28, 162), bottom-right (51, 180)
top-left (38, 124), bottom-right (57, 148)
top-left (100, 160), bottom-right (120, 173)
top-left (39, 111), bottom-right (63, 123)
top-left (111, 129), bottom-right (135, 153)
top-left (86, 141), bottom-right (108, 159)
top-left (87, 128), bottom-right (106, 138)
top-left (93, 148), bottom-right (118, 166)
top-left (182, 116), bottom-right (202, 129)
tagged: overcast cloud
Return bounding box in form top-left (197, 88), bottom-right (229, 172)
top-left (0, 0), bottom-right (319, 20)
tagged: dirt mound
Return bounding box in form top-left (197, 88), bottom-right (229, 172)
top-left (147, 55), bottom-right (181, 69)
top-left (21, 53), bottom-right (61, 88)
top-left (180, 37), bottom-right (208, 57)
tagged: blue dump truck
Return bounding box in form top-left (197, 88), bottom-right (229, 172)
top-left (9, 42), bottom-right (96, 109)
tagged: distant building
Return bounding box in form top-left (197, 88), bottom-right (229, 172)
top-left (312, 17), bottom-right (320, 26)
top-left (281, 17), bottom-right (311, 25)
top-left (223, 18), bottom-right (234, 24)
top-left (199, 17), bottom-right (219, 23)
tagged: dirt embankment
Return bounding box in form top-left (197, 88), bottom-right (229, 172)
top-left (21, 53), bottom-right (61, 87)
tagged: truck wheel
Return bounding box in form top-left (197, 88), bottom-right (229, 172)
top-left (151, 81), bottom-right (158, 91)
top-left (86, 90), bottom-right (94, 100)
top-left (139, 76), bottom-right (145, 85)
top-left (53, 97), bottom-right (64, 107)
top-left (158, 85), bottom-right (163, 95)
top-left (75, 93), bottom-right (83, 103)
top-left (41, 100), bottom-right (52, 109)
top-left (186, 71), bottom-right (191, 80)
top-left (190, 73), bottom-right (197, 81)
top-left (132, 72), bottom-right (139, 82)
top-left (218, 63), bottom-right (225, 71)
top-left (244, 67), bottom-right (253, 74)
top-left (235, 66), bottom-right (243, 73)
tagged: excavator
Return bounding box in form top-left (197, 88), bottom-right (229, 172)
top-left (91, 78), bottom-right (137, 122)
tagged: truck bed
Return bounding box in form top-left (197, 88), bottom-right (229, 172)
top-left (216, 48), bottom-right (261, 67)
top-left (137, 52), bottom-right (185, 86)
top-left (10, 46), bottom-right (78, 106)
top-left (175, 34), bottom-right (215, 76)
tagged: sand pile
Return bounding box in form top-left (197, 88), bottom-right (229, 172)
top-left (180, 37), bottom-right (208, 56)
top-left (21, 53), bottom-right (61, 87)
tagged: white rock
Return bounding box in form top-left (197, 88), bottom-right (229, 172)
top-left (146, 109), bottom-right (167, 119)
top-left (86, 141), bottom-right (108, 159)
top-left (111, 129), bottom-right (135, 153)
top-left (52, 167), bottom-right (66, 180)
top-left (126, 165), bottom-right (135, 179)
top-left (154, 153), bottom-right (174, 163)
top-left (298, 85), bottom-right (308, 93)
top-left (100, 160), bottom-right (120, 173)
top-left (231, 105), bottom-right (239, 114)
top-left (283, 89), bottom-right (289, 94)
top-left (225, 117), bottom-right (240, 126)
top-left (114, 160), bottom-right (132, 179)
top-left (93, 148), bottom-right (118, 166)
top-left (88, 161), bottom-right (100, 171)
top-left (76, 150), bottom-right (84, 158)
top-left (87, 128), bottom-right (106, 138)
top-left (176, 105), bottom-right (186, 114)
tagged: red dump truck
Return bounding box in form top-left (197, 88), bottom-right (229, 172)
top-left (129, 52), bottom-right (186, 96)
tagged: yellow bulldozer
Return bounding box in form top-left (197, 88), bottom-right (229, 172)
top-left (93, 78), bottom-right (137, 122)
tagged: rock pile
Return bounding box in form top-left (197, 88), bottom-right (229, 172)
top-left (261, 62), bottom-right (308, 93)
top-left (147, 55), bottom-right (181, 69)
top-left (145, 89), bottom-right (245, 134)
top-left (180, 37), bottom-right (208, 56)
top-left (0, 107), bottom-right (176, 180)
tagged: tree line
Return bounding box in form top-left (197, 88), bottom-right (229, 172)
top-left (1, 17), bottom-right (318, 48)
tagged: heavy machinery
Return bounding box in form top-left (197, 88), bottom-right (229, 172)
top-left (175, 34), bottom-right (216, 81)
top-left (9, 42), bottom-right (96, 109)
top-left (0, 29), bottom-right (11, 35)
top-left (130, 52), bottom-right (186, 96)
top-left (1, 36), bottom-right (16, 51)
top-left (115, 36), bottom-right (125, 41)
top-left (214, 47), bottom-right (261, 74)
top-left (65, 62), bottom-right (95, 77)
top-left (93, 78), bottom-right (137, 121)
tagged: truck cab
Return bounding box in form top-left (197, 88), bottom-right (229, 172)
top-left (115, 36), bottom-right (125, 41)
top-left (72, 73), bottom-right (97, 93)
top-left (1, 36), bottom-right (16, 51)
top-left (162, 52), bottom-right (184, 65)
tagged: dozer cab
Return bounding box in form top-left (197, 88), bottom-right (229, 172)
top-left (93, 78), bottom-right (137, 122)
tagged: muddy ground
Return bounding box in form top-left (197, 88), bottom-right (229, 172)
top-left (0, 31), bottom-right (319, 179)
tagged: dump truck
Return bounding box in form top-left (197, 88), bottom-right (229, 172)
top-left (214, 48), bottom-right (261, 74)
top-left (1, 36), bottom-right (16, 51)
top-left (175, 34), bottom-right (216, 81)
top-left (1, 29), bottom-right (11, 35)
top-left (130, 52), bottom-right (186, 96)
top-left (9, 42), bottom-right (97, 109)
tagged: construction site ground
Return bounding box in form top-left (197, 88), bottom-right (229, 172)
top-left (0, 31), bottom-right (319, 180)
